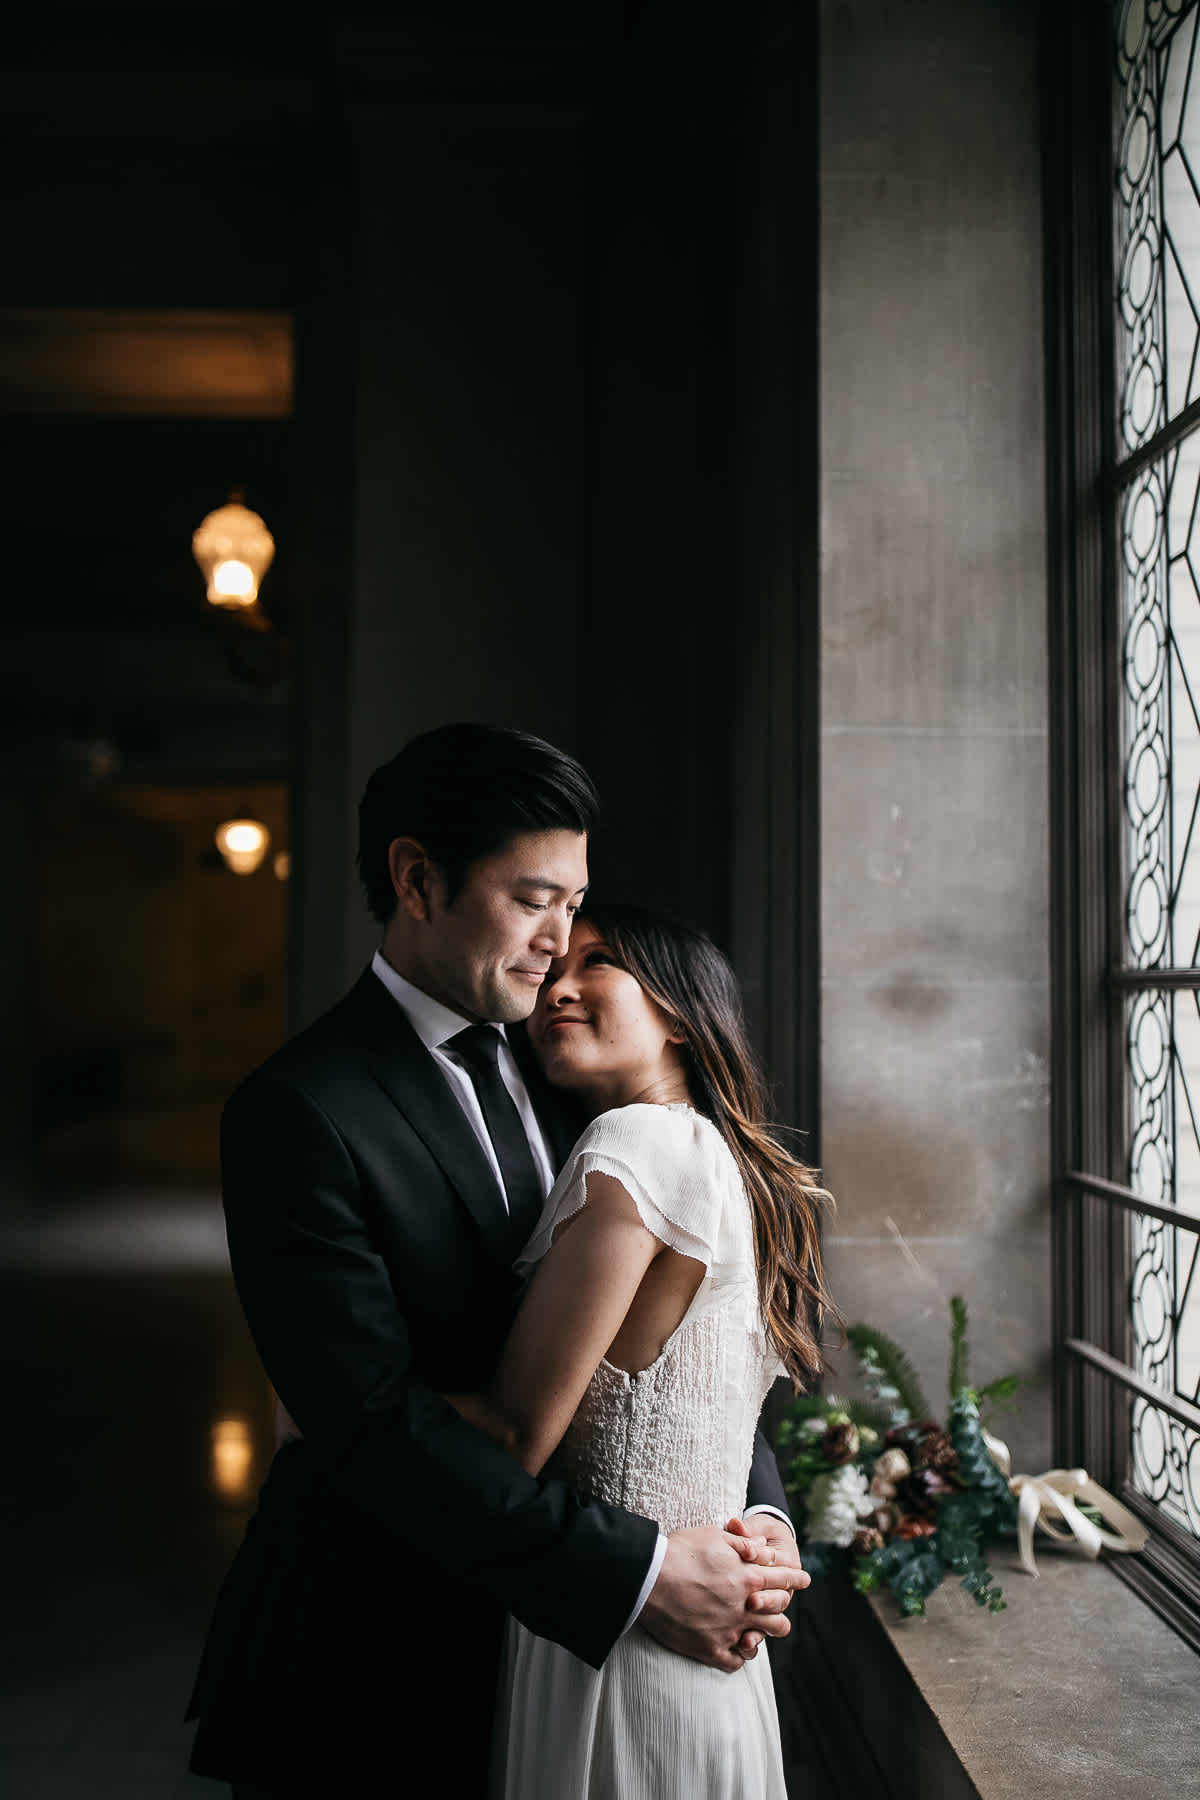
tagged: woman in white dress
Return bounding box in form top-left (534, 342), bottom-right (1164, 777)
top-left (448, 903), bottom-right (837, 1799)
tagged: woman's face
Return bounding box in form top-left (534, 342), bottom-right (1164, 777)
top-left (528, 920), bottom-right (689, 1111)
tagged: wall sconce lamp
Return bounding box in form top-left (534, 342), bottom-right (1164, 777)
top-left (210, 1415), bottom-right (256, 1500)
top-left (215, 816), bottom-right (271, 875)
top-left (192, 493), bottom-right (275, 613)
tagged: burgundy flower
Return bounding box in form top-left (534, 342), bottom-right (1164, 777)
top-left (821, 1419), bottom-right (861, 1465)
top-left (851, 1526), bottom-right (885, 1556)
top-left (914, 1429), bottom-right (959, 1475)
top-left (891, 1516), bottom-right (937, 1540)
top-left (897, 1466), bottom-right (956, 1517)
top-left (886, 1420), bottom-right (941, 1448)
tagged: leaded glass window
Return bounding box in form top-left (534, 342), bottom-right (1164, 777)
top-left (1114, 0), bottom-right (1200, 1545)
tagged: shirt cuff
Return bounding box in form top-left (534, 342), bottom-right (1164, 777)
top-left (743, 1503), bottom-right (796, 1540)
top-left (621, 1531), bottom-right (669, 1633)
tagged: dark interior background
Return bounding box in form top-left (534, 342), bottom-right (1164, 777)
top-left (0, 3), bottom-right (817, 1199)
top-left (0, 10), bottom-right (822, 1793)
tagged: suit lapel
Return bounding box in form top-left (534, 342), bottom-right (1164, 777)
top-left (346, 972), bottom-right (517, 1265)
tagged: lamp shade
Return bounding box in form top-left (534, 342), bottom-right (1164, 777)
top-left (215, 817), bottom-right (271, 875)
top-left (192, 500), bottom-right (275, 609)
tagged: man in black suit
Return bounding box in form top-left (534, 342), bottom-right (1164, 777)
top-left (187, 723), bottom-right (804, 1796)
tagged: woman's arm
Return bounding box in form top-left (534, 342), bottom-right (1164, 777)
top-left (447, 1170), bottom-right (664, 1474)
top-left (221, 1073), bottom-right (663, 1667)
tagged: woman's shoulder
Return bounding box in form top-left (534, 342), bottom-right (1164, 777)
top-left (566, 1103), bottom-right (738, 1196)
top-left (572, 1101), bottom-right (720, 1158)
top-left (520, 1104), bottom-right (740, 1273)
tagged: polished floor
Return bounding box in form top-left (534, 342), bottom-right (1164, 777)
top-left (0, 1190), bottom-right (847, 1799)
top-left (0, 1191), bottom-right (271, 1798)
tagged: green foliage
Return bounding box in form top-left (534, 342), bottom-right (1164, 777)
top-left (851, 1537), bottom-right (945, 1617)
top-left (773, 1394), bottom-right (893, 1523)
top-left (776, 1300), bottom-right (1023, 1623)
top-left (948, 1294), bottom-right (969, 1401)
top-left (845, 1323), bottom-right (932, 1424)
top-left (950, 1295), bottom-right (1021, 1420)
top-left (937, 1493), bottom-right (1007, 1612)
top-left (850, 1497), bottom-right (1007, 1617)
top-left (974, 1374), bottom-right (1021, 1411)
top-left (947, 1393), bottom-right (1018, 1535)
top-left (936, 1496), bottom-right (979, 1569)
top-left (773, 1392), bottom-right (894, 1441)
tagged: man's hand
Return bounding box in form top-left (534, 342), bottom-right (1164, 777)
top-left (639, 1524), bottom-right (810, 1673)
top-left (727, 1514), bottom-right (809, 1656)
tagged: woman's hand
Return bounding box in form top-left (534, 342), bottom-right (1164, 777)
top-left (730, 1511), bottom-right (803, 1577)
top-left (725, 1513), bottom-right (809, 1655)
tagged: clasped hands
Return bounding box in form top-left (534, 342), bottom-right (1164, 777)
top-left (640, 1513), bottom-right (810, 1674)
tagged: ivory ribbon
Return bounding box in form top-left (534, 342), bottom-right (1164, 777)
top-left (983, 1430), bottom-right (1149, 1577)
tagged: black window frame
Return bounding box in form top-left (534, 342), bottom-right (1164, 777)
top-left (1046, 0), bottom-right (1200, 1653)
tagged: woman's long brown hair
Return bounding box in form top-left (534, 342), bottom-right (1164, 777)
top-left (581, 902), bottom-right (839, 1387)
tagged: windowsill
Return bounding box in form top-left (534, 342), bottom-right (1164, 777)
top-left (870, 1543), bottom-right (1200, 1799)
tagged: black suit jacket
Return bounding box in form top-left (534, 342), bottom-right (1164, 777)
top-left (187, 968), bottom-right (788, 1789)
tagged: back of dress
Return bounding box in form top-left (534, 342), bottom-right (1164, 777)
top-left (500, 1101), bottom-right (791, 1800)
top-left (516, 1103), bottom-right (784, 1533)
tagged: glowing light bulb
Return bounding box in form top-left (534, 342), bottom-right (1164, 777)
top-left (210, 1415), bottom-right (255, 1500)
top-left (215, 817), bottom-right (271, 875)
top-left (212, 558), bottom-right (257, 603)
top-left (192, 501), bottom-right (275, 610)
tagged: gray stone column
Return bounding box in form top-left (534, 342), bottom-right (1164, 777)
top-left (819, 0), bottom-right (1052, 1466)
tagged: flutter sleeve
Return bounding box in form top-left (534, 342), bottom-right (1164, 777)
top-left (516, 1102), bottom-right (729, 1274)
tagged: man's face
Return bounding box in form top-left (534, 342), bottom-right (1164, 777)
top-left (416, 830), bottom-right (589, 1024)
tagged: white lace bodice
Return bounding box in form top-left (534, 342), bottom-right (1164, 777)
top-left (516, 1104), bottom-right (784, 1533)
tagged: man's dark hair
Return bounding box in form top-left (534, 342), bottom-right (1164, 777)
top-left (356, 722), bottom-right (599, 923)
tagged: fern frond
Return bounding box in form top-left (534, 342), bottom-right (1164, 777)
top-left (776, 1393), bottom-right (831, 1422)
top-left (829, 1395), bottom-right (896, 1436)
top-left (975, 1373), bottom-right (1021, 1412)
top-left (772, 1391), bottom-right (896, 1444)
top-left (784, 1392), bottom-right (895, 1433)
top-left (846, 1323), bottom-right (931, 1423)
top-left (948, 1294), bottom-right (969, 1400)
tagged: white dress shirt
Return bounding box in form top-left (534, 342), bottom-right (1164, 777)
top-left (369, 951), bottom-right (557, 1210)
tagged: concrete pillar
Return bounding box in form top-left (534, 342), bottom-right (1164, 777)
top-left (819, 0), bottom-right (1052, 1465)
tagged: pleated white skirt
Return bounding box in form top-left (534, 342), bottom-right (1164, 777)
top-left (490, 1616), bottom-right (788, 1799)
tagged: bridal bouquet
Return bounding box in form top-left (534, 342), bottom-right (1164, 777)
top-left (773, 1298), bottom-right (1021, 1618)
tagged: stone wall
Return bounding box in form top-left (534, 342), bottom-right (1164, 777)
top-left (818, 0), bottom-right (1052, 1465)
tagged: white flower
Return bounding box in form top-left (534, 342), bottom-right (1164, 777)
top-left (875, 1447), bottom-right (911, 1483)
top-left (804, 1417), bottom-right (828, 1435)
top-left (804, 1465), bottom-right (876, 1548)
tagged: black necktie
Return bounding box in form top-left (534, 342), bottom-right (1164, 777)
top-left (450, 1025), bottom-right (545, 1245)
